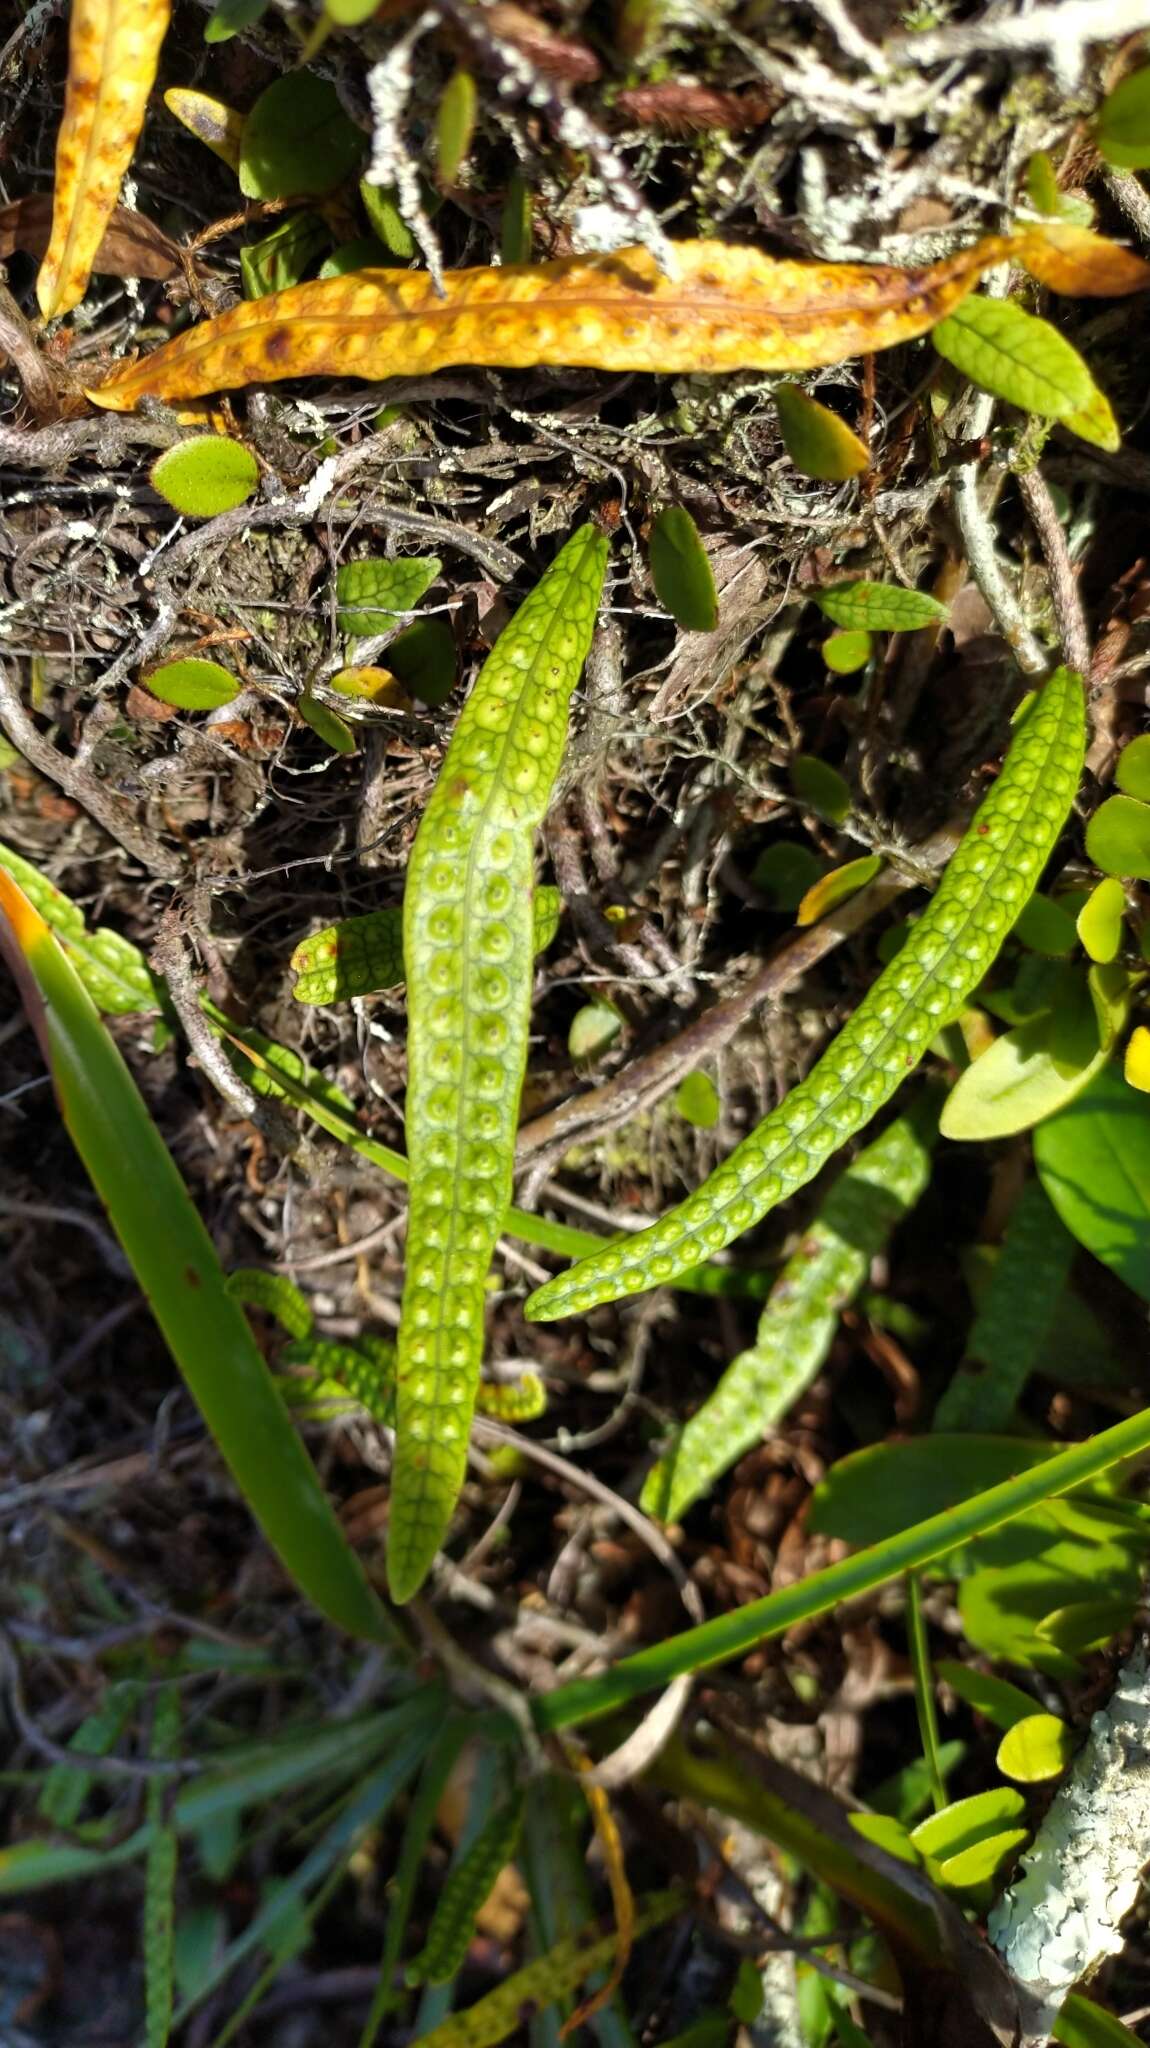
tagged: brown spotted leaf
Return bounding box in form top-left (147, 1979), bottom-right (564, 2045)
top-left (88, 233), bottom-right (1029, 407)
top-left (38, 0), bottom-right (172, 320)
top-left (0, 194), bottom-right (179, 282)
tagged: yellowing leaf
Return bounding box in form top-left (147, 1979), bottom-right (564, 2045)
top-left (773, 382), bottom-right (869, 478)
top-left (329, 665), bottom-right (399, 701)
top-left (931, 295), bottom-right (1118, 449)
top-left (796, 854), bottom-right (882, 927)
top-left (1125, 1024), bottom-right (1150, 1093)
top-left (88, 233), bottom-right (1025, 410)
top-left (1014, 222), bottom-right (1150, 297)
top-left (38, 0), bottom-right (173, 319)
top-left (163, 86), bottom-right (245, 172)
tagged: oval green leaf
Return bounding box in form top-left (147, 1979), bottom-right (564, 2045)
top-left (751, 839), bottom-right (824, 909)
top-left (996, 1712), bottom-right (1074, 1783)
top-left (239, 72), bottom-right (365, 200)
top-left (298, 692), bottom-right (357, 754)
top-left (569, 999), bottom-right (624, 1061)
top-left (910, 1787), bottom-right (1026, 1861)
top-left (360, 181), bottom-right (417, 259)
top-left (500, 170), bottom-right (532, 266)
top-left (796, 854), bottom-right (882, 927)
top-left (1036, 1597), bottom-right (1135, 1655)
top-left (336, 556), bottom-right (441, 636)
top-left (1034, 1061), bottom-right (1150, 1301)
top-left (240, 212), bottom-right (331, 299)
top-left (1013, 891), bottom-right (1077, 958)
top-left (814, 580), bottom-right (948, 632)
top-left (319, 235), bottom-right (390, 279)
top-left (808, 1434), bottom-right (1060, 1548)
top-left (675, 1070), bottom-right (720, 1128)
top-left (940, 970), bottom-right (1113, 1141)
top-left (151, 437), bottom-right (259, 519)
top-left (773, 383), bottom-right (869, 480)
top-left (649, 506), bottom-right (718, 632)
top-left (1095, 65), bottom-right (1150, 170)
top-left (385, 616), bottom-right (457, 706)
top-left (790, 753), bottom-right (850, 824)
top-left (145, 658), bottom-right (239, 711)
top-left (933, 1659), bottom-right (1039, 1732)
top-left (1086, 793), bottom-right (1150, 879)
top-left (205, 0), bottom-right (268, 41)
top-left (823, 628), bottom-right (873, 675)
top-left (1115, 733), bottom-right (1150, 801)
top-left (436, 68), bottom-right (477, 184)
top-left (931, 295), bottom-right (1118, 451)
top-left (938, 1828), bottom-right (1029, 1890)
top-left (1077, 877), bottom-right (1125, 964)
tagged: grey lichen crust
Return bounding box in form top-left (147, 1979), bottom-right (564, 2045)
top-left (989, 1641), bottom-right (1150, 2021)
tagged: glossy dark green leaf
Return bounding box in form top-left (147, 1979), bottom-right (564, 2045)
top-left (150, 436), bottom-right (259, 518)
top-left (1013, 891), bottom-right (1077, 957)
top-left (649, 506), bottom-right (718, 631)
top-left (1034, 1061), bottom-right (1150, 1301)
top-left (751, 839), bottom-right (824, 909)
top-left (385, 616), bottom-right (457, 706)
top-left (145, 659), bottom-right (238, 710)
top-left (1086, 793), bottom-right (1150, 879)
top-left (298, 692), bottom-right (357, 755)
top-left (239, 73), bottom-right (365, 200)
top-left (204, 0), bottom-right (268, 41)
top-left (933, 1659), bottom-right (1037, 1731)
top-left (790, 753), bottom-right (850, 825)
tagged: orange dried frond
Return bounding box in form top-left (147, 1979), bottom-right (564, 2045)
top-left (38, 0), bottom-right (172, 320)
top-left (88, 233), bottom-right (1022, 408)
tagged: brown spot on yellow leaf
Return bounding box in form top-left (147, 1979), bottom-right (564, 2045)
top-left (38, 0), bottom-right (172, 321)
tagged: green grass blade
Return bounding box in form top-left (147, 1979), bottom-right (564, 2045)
top-left (533, 1395), bottom-right (1150, 1733)
top-left (0, 870), bottom-right (396, 1647)
top-left (144, 1682), bottom-right (181, 2048)
top-left (905, 1575), bottom-right (946, 1815)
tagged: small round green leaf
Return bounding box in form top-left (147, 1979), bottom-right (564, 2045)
top-left (751, 840), bottom-right (824, 909)
top-left (1077, 878), bottom-right (1125, 965)
top-left (1086, 793), bottom-right (1150, 880)
top-left (675, 1070), bottom-right (720, 1128)
top-left (823, 629), bottom-right (873, 675)
top-left (796, 854), bottom-right (882, 927)
top-left (436, 69), bottom-right (477, 184)
top-left (814, 580), bottom-right (948, 632)
top-left (996, 1712), bottom-right (1074, 1783)
top-left (1095, 65), bottom-right (1150, 170)
top-left (239, 73), bottom-right (366, 200)
top-left (774, 383), bottom-right (869, 480)
top-left (569, 1000), bottom-right (623, 1061)
top-left (1012, 891), bottom-right (1078, 957)
top-left (790, 753), bottom-right (851, 825)
top-left (299, 692), bottom-right (357, 754)
top-left (649, 506), bottom-right (718, 632)
top-left (325, 0), bottom-right (383, 20)
top-left (205, 0), bottom-right (267, 41)
top-left (150, 437), bottom-right (259, 518)
top-left (145, 659), bottom-right (239, 710)
top-left (385, 617), bottom-right (457, 706)
top-left (1115, 734), bottom-right (1150, 801)
top-left (931, 295), bottom-right (1117, 450)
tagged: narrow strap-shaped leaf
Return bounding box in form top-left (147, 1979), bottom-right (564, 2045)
top-left (38, 0), bottom-right (172, 319)
top-left (935, 1181), bottom-right (1077, 1430)
top-left (643, 1100), bottom-right (937, 1523)
top-left (413, 1892), bottom-right (682, 2048)
top-left (227, 1268), bottom-right (314, 1338)
top-left (526, 667), bottom-right (1085, 1318)
top-left (144, 1681), bottom-right (181, 2048)
top-left (88, 235), bottom-right (1028, 409)
top-left (389, 523), bottom-right (608, 1602)
top-left (409, 1787), bottom-right (526, 1986)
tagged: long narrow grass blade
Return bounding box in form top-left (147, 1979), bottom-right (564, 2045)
top-left (0, 870), bottom-right (396, 1646)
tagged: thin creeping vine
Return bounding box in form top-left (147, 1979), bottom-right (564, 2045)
top-left (389, 523), bottom-right (609, 1602)
top-left (527, 666), bottom-right (1086, 1321)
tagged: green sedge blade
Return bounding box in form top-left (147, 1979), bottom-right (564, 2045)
top-left (0, 870), bottom-right (394, 1646)
top-left (526, 666), bottom-right (1085, 1320)
top-left (144, 1683), bottom-right (181, 2048)
top-left (389, 522), bottom-right (608, 1602)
